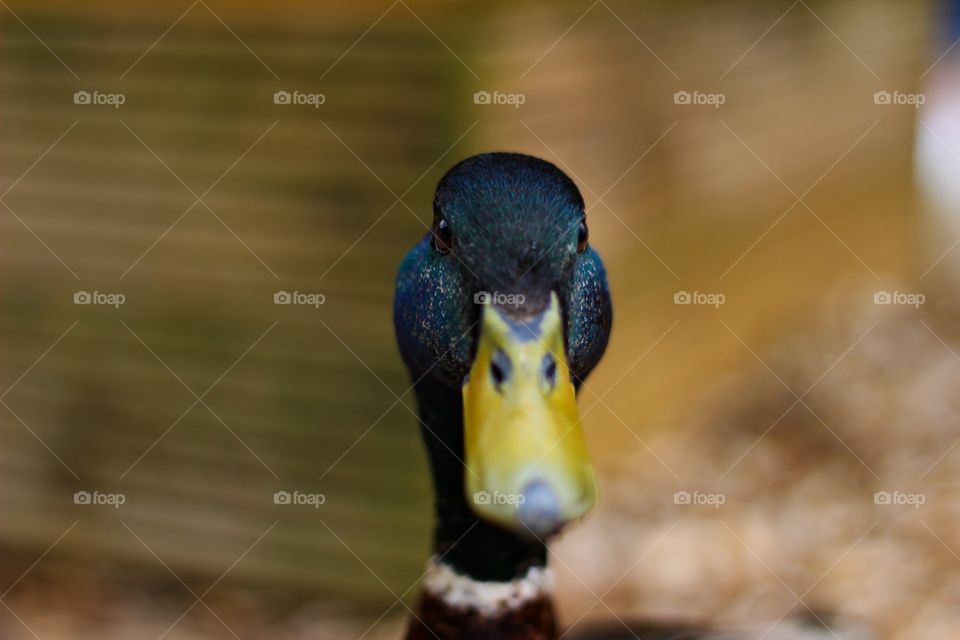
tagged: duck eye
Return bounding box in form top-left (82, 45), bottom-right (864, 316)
top-left (433, 218), bottom-right (453, 254)
top-left (576, 219), bottom-right (588, 253)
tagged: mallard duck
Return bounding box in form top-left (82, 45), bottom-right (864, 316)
top-left (392, 153), bottom-right (861, 640)
top-left (394, 152), bottom-right (611, 639)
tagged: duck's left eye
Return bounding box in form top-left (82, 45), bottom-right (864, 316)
top-left (434, 218), bottom-right (453, 254)
top-left (576, 219), bottom-right (589, 252)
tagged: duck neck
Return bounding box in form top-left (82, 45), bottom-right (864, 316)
top-left (406, 377), bottom-right (558, 640)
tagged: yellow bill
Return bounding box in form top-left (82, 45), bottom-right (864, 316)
top-left (462, 291), bottom-right (596, 538)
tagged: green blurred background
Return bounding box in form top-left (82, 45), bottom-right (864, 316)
top-left (2, 1), bottom-right (957, 638)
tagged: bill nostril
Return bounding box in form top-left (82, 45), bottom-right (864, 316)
top-left (541, 353), bottom-right (557, 390)
top-left (490, 348), bottom-right (511, 391)
top-left (518, 480), bottom-right (562, 538)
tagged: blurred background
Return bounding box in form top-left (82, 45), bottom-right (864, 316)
top-left (1, 0), bottom-right (959, 638)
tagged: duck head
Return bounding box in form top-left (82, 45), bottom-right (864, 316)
top-left (394, 152), bottom-right (612, 582)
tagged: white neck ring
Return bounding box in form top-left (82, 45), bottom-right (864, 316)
top-left (421, 557), bottom-right (554, 616)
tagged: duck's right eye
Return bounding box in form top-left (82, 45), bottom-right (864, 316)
top-left (576, 219), bottom-right (589, 253)
top-left (433, 218), bottom-right (453, 254)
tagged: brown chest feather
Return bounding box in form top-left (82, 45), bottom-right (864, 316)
top-left (405, 590), bottom-right (557, 640)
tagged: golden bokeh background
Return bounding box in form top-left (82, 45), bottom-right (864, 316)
top-left (1, 1), bottom-right (957, 638)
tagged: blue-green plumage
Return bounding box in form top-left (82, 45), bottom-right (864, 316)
top-left (394, 153), bottom-right (612, 391)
